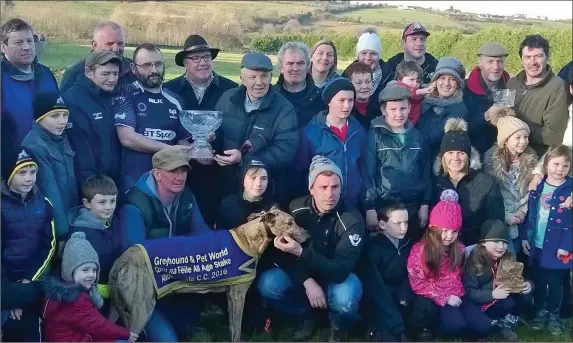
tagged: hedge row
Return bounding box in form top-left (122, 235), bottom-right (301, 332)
top-left (248, 27), bottom-right (572, 75)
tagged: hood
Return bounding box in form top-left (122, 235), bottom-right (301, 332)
top-left (311, 110), bottom-right (363, 134)
top-left (514, 65), bottom-right (556, 89)
top-left (41, 277), bottom-right (84, 304)
top-left (135, 171), bottom-right (160, 199)
top-left (484, 146), bottom-right (538, 197)
top-left (370, 115), bottom-right (414, 133)
top-left (433, 146), bottom-right (482, 176)
top-left (68, 206), bottom-right (108, 231)
top-left (466, 66), bottom-right (510, 96)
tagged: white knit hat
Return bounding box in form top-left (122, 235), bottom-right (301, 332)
top-left (356, 30), bottom-right (382, 59)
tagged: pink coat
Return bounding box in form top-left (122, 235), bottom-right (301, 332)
top-left (407, 241), bottom-right (465, 306)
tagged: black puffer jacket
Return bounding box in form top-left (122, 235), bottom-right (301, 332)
top-left (274, 74), bottom-right (325, 128)
top-left (381, 52), bottom-right (439, 89)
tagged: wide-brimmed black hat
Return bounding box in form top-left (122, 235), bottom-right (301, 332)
top-left (175, 34), bottom-right (220, 67)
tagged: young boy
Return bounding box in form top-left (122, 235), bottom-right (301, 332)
top-left (363, 84), bottom-right (431, 241)
top-left (68, 175), bottom-right (119, 301)
top-left (21, 92), bottom-right (78, 245)
top-left (359, 199), bottom-right (413, 342)
top-left (394, 61), bottom-right (434, 125)
top-left (1, 147), bottom-right (56, 341)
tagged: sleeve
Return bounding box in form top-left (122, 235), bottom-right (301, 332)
top-left (463, 269), bottom-right (494, 305)
top-left (363, 129), bottom-right (380, 210)
top-left (294, 127), bottom-right (313, 199)
top-left (528, 85), bottom-right (569, 147)
top-left (59, 65), bottom-right (78, 93)
top-left (189, 193), bottom-right (212, 235)
top-left (117, 204), bottom-right (147, 252)
top-left (533, 152), bottom-right (546, 176)
top-left (519, 191), bottom-right (536, 241)
top-left (407, 244), bottom-right (449, 307)
top-left (485, 178), bottom-right (506, 223)
top-left (112, 91), bottom-right (137, 129)
top-left (299, 216), bottom-right (366, 284)
top-left (1, 267), bottom-right (41, 310)
top-left (67, 295), bottom-right (130, 340)
top-left (420, 137), bottom-right (432, 204)
top-left (65, 103), bottom-right (97, 184)
top-left (558, 193), bottom-right (573, 252)
top-left (24, 199), bottom-right (56, 281)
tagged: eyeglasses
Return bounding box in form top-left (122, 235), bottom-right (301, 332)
top-left (185, 54), bottom-right (212, 63)
top-left (134, 61), bottom-right (165, 70)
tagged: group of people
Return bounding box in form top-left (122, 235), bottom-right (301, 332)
top-left (1, 16), bottom-right (572, 342)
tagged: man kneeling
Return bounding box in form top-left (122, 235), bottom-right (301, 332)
top-left (257, 155), bottom-right (365, 342)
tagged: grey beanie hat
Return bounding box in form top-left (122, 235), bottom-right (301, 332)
top-left (308, 155), bottom-right (343, 190)
top-left (61, 232), bottom-right (100, 283)
top-left (431, 57), bottom-right (465, 88)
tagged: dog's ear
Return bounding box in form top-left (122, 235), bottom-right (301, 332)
top-left (261, 211), bottom-right (277, 225)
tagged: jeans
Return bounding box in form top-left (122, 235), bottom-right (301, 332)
top-left (507, 238), bottom-right (521, 255)
top-left (144, 293), bottom-right (204, 342)
top-left (532, 248), bottom-right (568, 313)
top-left (257, 267), bottom-right (362, 330)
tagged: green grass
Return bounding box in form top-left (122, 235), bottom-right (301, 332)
top-left (333, 8), bottom-right (462, 28)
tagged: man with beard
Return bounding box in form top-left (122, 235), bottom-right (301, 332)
top-left (114, 43), bottom-right (191, 192)
top-left (464, 42), bottom-right (511, 155)
top-left (507, 35), bottom-right (569, 155)
top-left (381, 22), bottom-right (438, 90)
top-left (60, 21), bottom-right (136, 92)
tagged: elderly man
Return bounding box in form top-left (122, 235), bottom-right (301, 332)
top-left (60, 21), bottom-right (136, 92)
top-left (275, 42), bottom-right (325, 128)
top-left (507, 34), bottom-right (569, 155)
top-left (464, 42), bottom-right (511, 155)
top-left (1, 18), bottom-right (59, 146)
top-left (63, 50), bottom-right (123, 186)
top-left (164, 34), bottom-right (237, 226)
top-left (113, 43), bottom-right (191, 192)
top-left (258, 156), bottom-right (365, 342)
top-left (118, 147), bottom-right (210, 341)
top-left (382, 22), bottom-right (438, 89)
top-left (214, 52), bottom-right (298, 204)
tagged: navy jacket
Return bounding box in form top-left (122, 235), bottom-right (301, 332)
top-left (1, 58), bottom-right (59, 145)
top-left (520, 177), bottom-right (573, 270)
top-left (381, 53), bottom-right (439, 89)
top-left (1, 182), bottom-right (56, 282)
top-left (274, 74), bottom-right (326, 128)
top-left (364, 118), bottom-right (431, 210)
top-left (60, 56), bottom-right (135, 93)
top-left (351, 96), bottom-right (381, 132)
top-left (298, 111), bottom-right (366, 207)
top-left (558, 60), bottom-right (573, 85)
top-left (63, 75), bottom-right (121, 186)
top-left (163, 72), bottom-right (238, 111)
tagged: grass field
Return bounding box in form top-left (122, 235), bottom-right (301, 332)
top-left (333, 7), bottom-right (462, 28)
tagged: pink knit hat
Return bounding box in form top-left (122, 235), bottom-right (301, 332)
top-left (429, 189), bottom-right (462, 231)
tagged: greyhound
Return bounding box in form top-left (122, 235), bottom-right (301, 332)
top-left (108, 207), bottom-right (309, 342)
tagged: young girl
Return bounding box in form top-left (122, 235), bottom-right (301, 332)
top-left (394, 61), bottom-right (433, 125)
top-left (520, 144), bottom-right (572, 336)
top-left (464, 219), bottom-right (534, 342)
top-left (484, 107), bottom-right (538, 254)
top-left (407, 189), bottom-right (489, 340)
top-left (42, 232), bottom-right (137, 342)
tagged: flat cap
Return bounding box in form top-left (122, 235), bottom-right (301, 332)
top-left (152, 147), bottom-right (190, 171)
top-left (241, 52), bottom-right (273, 72)
top-left (85, 50), bottom-right (122, 69)
top-left (479, 219), bottom-right (511, 243)
top-left (478, 42), bottom-right (508, 57)
top-left (378, 84), bottom-right (412, 104)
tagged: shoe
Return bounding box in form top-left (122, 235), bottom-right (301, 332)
top-left (531, 310), bottom-right (548, 330)
top-left (500, 320), bottom-right (519, 342)
top-left (548, 313), bottom-right (563, 336)
top-left (292, 317), bottom-right (316, 341)
top-left (329, 327), bottom-right (349, 342)
top-left (417, 328), bottom-right (433, 341)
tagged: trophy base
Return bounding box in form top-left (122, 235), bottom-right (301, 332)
top-left (187, 144), bottom-right (215, 160)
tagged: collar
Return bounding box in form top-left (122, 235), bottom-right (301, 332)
top-left (466, 66), bottom-right (510, 96)
top-left (33, 122), bottom-right (65, 142)
top-left (1, 58), bottom-right (35, 81)
top-left (231, 85), bottom-right (276, 112)
top-left (78, 74), bottom-right (116, 98)
top-left (133, 80), bottom-right (163, 94)
top-left (514, 65), bottom-right (555, 88)
top-left (185, 72), bottom-right (214, 89)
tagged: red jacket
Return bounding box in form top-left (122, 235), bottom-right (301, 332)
top-left (407, 241), bottom-right (465, 306)
top-left (395, 81), bottom-right (424, 124)
top-left (42, 278), bottom-right (130, 342)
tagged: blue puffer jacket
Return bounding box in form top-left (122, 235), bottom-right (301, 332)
top-left (1, 182), bottom-right (56, 282)
top-left (297, 111), bottom-right (367, 207)
top-left (520, 176), bottom-right (573, 270)
top-left (1, 58), bottom-right (59, 145)
top-left (558, 60), bottom-right (573, 85)
top-left (364, 117), bottom-right (431, 210)
top-left (416, 94), bottom-right (468, 159)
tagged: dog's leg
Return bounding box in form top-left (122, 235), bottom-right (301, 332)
top-left (227, 281), bottom-right (253, 342)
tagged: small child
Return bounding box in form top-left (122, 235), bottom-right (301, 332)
top-left (68, 175), bottom-right (120, 301)
top-left (42, 232), bottom-right (138, 342)
top-left (21, 92), bottom-right (78, 244)
top-left (407, 190), bottom-right (488, 341)
top-left (360, 199), bottom-right (413, 342)
top-left (520, 144), bottom-right (572, 336)
top-left (394, 61), bottom-right (433, 125)
top-left (484, 107), bottom-right (538, 254)
top-left (464, 219), bottom-right (534, 342)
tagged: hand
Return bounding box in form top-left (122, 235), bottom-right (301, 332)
top-left (521, 281), bottom-right (532, 294)
top-left (522, 240), bottom-right (531, 256)
top-left (240, 140), bottom-right (254, 155)
top-left (9, 308), bottom-right (23, 320)
top-left (427, 81), bottom-right (437, 94)
top-left (366, 210), bottom-right (379, 231)
top-left (274, 236), bottom-right (303, 257)
top-left (446, 295), bottom-right (462, 307)
top-left (418, 205), bottom-right (429, 228)
top-left (20, 279), bottom-right (31, 284)
top-left (214, 149), bottom-right (242, 166)
top-left (528, 174), bottom-right (543, 191)
top-left (129, 332), bottom-right (139, 342)
top-left (492, 285), bottom-right (511, 299)
top-left (513, 210), bottom-right (526, 224)
top-left (557, 249), bottom-right (570, 257)
top-left (303, 279), bottom-right (327, 309)
top-left (560, 195), bottom-right (572, 209)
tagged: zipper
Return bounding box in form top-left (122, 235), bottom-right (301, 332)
top-left (325, 128), bottom-right (358, 196)
top-left (162, 205), bottom-right (173, 237)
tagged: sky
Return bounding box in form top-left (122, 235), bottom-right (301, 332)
top-left (351, 1), bottom-right (573, 20)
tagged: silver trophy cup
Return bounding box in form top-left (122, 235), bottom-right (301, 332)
top-left (180, 110), bottom-right (222, 159)
top-left (493, 89), bottom-right (516, 108)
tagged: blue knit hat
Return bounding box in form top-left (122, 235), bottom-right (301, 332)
top-left (322, 77), bottom-right (355, 105)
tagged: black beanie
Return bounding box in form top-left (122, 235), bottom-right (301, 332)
top-left (439, 117), bottom-right (471, 157)
top-left (322, 77), bottom-right (355, 105)
top-left (33, 92), bottom-right (68, 122)
top-left (480, 219), bottom-right (511, 243)
top-left (1, 147), bottom-right (38, 186)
